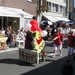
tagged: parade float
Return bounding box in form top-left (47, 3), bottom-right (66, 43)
top-left (19, 17), bottom-right (47, 64)
top-left (0, 33), bottom-right (8, 50)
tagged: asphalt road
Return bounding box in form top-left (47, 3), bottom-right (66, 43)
top-left (0, 40), bottom-right (75, 75)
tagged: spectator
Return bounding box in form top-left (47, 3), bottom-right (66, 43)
top-left (63, 24), bottom-right (70, 38)
top-left (5, 27), bottom-right (11, 47)
top-left (61, 64), bottom-right (74, 75)
top-left (16, 29), bottom-right (21, 40)
top-left (67, 30), bottom-right (75, 63)
top-left (51, 24), bottom-right (57, 36)
top-left (0, 27), bottom-right (5, 34)
top-left (20, 27), bottom-right (25, 40)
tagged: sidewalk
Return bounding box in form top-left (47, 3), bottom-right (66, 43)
top-left (0, 47), bottom-right (18, 53)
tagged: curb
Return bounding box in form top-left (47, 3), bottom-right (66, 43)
top-left (0, 48), bottom-right (18, 53)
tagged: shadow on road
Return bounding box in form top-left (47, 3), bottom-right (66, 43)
top-left (0, 58), bottom-right (34, 66)
top-left (21, 55), bottom-right (75, 75)
top-left (0, 54), bottom-right (75, 75)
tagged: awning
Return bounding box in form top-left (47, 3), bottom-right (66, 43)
top-left (0, 6), bottom-right (19, 17)
top-left (54, 17), bottom-right (63, 20)
top-left (62, 18), bottom-right (70, 21)
top-left (54, 16), bottom-right (70, 21)
top-left (0, 6), bottom-right (33, 18)
top-left (43, 15), bottom-right (57, 22)
top-left (6, 7), bottom-right (33, 18)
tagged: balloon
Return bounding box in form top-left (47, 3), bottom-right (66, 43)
top-left (37, 28), bottom-right (42, 32)
top-left (26, 23), bottom-right (31, 31)
top-left (30, 20), bottom-right (38, 27)
top-left (41, 30), bottom-right (47, 37)
top-left (31, 25), bottom-right (38, 32)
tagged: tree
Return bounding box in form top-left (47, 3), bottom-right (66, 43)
top-left (36, 0), bottom-right (48, 15)
top-left (33, 0), bottom-right (49, 24)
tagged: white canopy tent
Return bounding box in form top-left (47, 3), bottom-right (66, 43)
top-left (4, 7), bottom-right (33, 29)
top-left (43, 14), bottom-right (57, 22)
top-left (0, 6), bottom-right (33, 18)
top-left (0, 6), bottom-right (19, 17)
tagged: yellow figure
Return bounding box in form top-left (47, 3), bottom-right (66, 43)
top-left (32, 31), bottom-right (46, 61)
top-left (32, 31), bottom-right (45, 53)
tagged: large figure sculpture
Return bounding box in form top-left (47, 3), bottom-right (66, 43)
top-left (25, 16), bottom-right (47, 61)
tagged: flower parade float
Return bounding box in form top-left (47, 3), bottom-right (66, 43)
top-left (19, 16), bottom-right (47, 64)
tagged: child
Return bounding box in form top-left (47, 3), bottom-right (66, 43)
top-left (67, 30), bottom-right (75, 63)
top-left (50, 29), bottom-right (62, 57)
top-left (58, 28), bottom-right (64, 52)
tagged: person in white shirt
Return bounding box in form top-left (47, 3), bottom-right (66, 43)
top-left (1, 28), bottom-right (5, 34)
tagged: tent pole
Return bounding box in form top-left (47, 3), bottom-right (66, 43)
top-left (2, 16), bottom-right (3, 28)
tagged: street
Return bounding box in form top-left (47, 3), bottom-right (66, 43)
top-left (0, 40), bottom-right (75, 75)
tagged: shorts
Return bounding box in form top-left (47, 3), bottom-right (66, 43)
top-left (54, 44), bottom-right (62, 51)
top-left (67, 47), bottom-right (74, 54)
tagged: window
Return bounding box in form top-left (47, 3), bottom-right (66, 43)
top-left (47, 2), bottom-right (51, 11)
top-left (55, 4), bottom-right (58, 12)
top-left (63, 0), bottom-right (66, 3)
top-left (27, 0), bottom-right (33, 2)
top-left (60, 6), bottom-right (63, 13)
top-left (52, 3), bottom-right (55, 12)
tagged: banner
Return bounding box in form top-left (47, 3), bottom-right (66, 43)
top-left (19, 48), bottom-right (39, 64)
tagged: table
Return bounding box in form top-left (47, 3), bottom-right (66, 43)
top-left (15, 39), bottom-right (25, 48)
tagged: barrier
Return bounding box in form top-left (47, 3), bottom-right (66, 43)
top-left (19, 48), bottom-right (39, 64)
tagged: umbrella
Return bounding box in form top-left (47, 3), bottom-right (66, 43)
top-left (41, 20), bottom-right (52, 25)
top-left (66, 21), bottom-right (75, 24)
top-left (56, 20), bottom-right (66, 23)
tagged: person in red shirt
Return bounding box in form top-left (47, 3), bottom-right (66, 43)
top-left (67, 30), bottom-right (75, 63)
top-left (51, 29), bottom-right (62, 57)
top-left (59, 28), bottom-right (64, 51)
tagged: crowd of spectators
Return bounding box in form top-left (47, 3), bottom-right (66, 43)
top-left (41, 22), bottom-right (75, 40)
top-left (0, 26), bottom-right (26, 50)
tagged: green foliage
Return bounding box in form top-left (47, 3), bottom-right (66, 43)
top-left (36, 0), bottom-right (48, 15)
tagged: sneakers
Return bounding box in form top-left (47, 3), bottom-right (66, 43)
top-left (52, 54), bottom-right (56, 58)
top-left (60, 54), bottom-right (62, 56)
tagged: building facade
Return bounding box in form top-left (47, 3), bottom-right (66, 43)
top-left (0, 0), bottom-right (70, 29)
top-left (0, 0), bottom-right (37, 29)
top-left (41, 0), bottom-right (69, 22)
top-left (0, 0), bottom-right (37, 15)
top-left (67, 0), bottom-right (75, 20)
